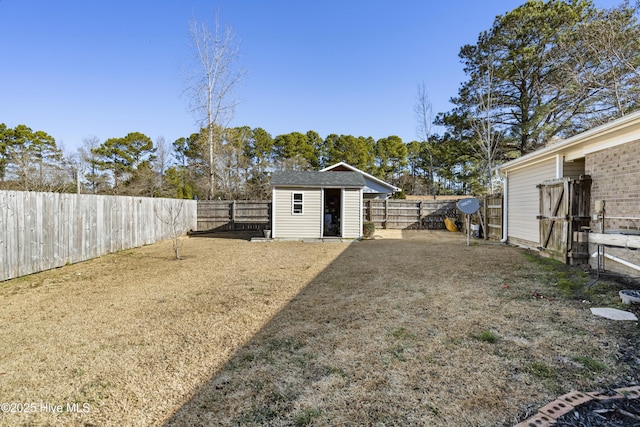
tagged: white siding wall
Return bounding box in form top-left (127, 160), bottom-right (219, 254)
top-left (563, 158), bottom-right (585, 179)
top-left (342, 188), bottom-right (362, 238)
top-left (507, 159), bottom-right (556, 245)
top-left (273, 187), bottom-right (322, 239)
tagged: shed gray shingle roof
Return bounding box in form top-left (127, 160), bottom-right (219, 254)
top-left (271, 171), bottom-right (365, 187)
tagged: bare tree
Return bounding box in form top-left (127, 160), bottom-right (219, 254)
top-left (561, 2), bottom-right (640, 122)
top-left (62, 145), bottom-right (82, 194)
top-left (154, 136), bottom-right (171, 176)
top-left (469, 55), bottom-right (501, 195)
top-left (155, 200), bottom-right (186, 259)
top-left (78, 136), bottom-right (107, 193)
top-left (184, 12), bottom-right (244, 200)
top-left (414, 83), bottom-right (437, 199)
top-left (153, 136), bottom-right (171, 195)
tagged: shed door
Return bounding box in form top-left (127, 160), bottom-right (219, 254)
top-left (538, 178), bottom-right (570, 263)
top-left (323, 188), bottom-right (341, 237)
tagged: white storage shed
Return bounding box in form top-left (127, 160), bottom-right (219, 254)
top-left (271, 171), bottom-right (365, 240)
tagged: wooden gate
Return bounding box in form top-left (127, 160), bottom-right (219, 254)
top-left (482, 194), bottom-right (503, 240)
top-left (537, 176), bottom-right (591, 264)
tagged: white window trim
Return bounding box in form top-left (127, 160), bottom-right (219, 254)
top-left (292, 192), bottom-right (304, 215)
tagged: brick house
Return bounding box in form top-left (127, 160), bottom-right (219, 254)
top-left (498, 110), bottom-right (640, 276)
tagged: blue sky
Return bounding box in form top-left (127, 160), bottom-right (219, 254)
top-left (0, 0), bottom-right (623, 154)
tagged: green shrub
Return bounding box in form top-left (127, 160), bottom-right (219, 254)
top-left (363, 221), bottom-right (375, 238)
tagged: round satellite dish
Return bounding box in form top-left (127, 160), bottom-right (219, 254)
top-left (457, 197), bottom-right (480, 215)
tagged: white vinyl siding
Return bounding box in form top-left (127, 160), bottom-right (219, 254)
top-left (342, 188), bottom-right (362, 238)
top-left (507, 159), bottom-right (556, 245)
top-left (563, 158), bottom-right (585, 179)
top-left (273, 188), bottom-right (322, 239)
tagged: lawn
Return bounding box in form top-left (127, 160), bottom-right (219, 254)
top-left (0, 231), bottom-right (638, 426)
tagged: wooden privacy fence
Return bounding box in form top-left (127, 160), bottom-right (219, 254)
top-left (363, 199), bottom-right (458, 230)
top-left (0, 191), bottom-right (197, 282)
top-left (195, 196), bottom-right (505, 237)
top-left (196, 200), bottom-right (271, 232)
top-left (364, 197), bottom-right (504, 236)
top-left (195, 199), bottom-right (460, 232)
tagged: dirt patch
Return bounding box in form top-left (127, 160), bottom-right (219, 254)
top-left (0, 231), bottom-right (638, 426)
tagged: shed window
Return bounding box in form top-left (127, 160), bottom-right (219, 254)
top-left (292, 192), bottom-right (303, 214)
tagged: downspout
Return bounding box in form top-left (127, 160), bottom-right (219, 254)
top-left (500, 172), bottom-right (508, 243)
top-left (555, 153), bottom-right (563, 179)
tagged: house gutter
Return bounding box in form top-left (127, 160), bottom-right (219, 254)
top-left (500, 173), bottom-right (508, 243)
top-left (499, 109), bottom-right (640, 173)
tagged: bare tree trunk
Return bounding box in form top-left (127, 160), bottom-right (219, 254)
top-left (470, 53), bottom-right (501, 195)
top-left (415, 83), bottom-right (436, 199)
top-left (155, 201), bottom-right (185, 259)
top-left (186, 12), bottom-right (244, 200)
top-left (208, 124), bottom-right (214, 199)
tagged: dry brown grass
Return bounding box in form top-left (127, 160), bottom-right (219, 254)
top-left (0, 231), bottom-right (638, 426)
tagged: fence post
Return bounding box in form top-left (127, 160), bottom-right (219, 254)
top-left (367, 199), bottom-right (372, 222)
top-left (418, 201), bottom-right (423, 229)
top-left (231, 200), bottom-right (236, 231)
top-left (384, 199), bottom-right (388, 229)
top-left (482, 196), bottom-right (488, 240)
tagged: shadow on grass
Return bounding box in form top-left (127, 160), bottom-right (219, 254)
top-left (188, 230), bottom-right (261, 241)
top-left (161, 231), bottom-right (637, 426)
top-left (160, 231), bottom-right (536, 426)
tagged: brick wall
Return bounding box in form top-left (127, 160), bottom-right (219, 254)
top-left (586, 139), bottom-right (640, 231)
top-left (585, 138), bottom-right (640, 276)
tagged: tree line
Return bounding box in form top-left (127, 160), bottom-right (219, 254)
top-left (0, 123), bottom-right (461, 199)
top-left (2, 0), bottom-right (639, 199)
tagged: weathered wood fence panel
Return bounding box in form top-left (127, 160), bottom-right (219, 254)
top-left (537, 176), bottom-right (591, 264)
top-left (194, 197), bottom-right (506, 237)
top-left (363, 199), bottom-right (458, 230)
top-left (196, 200), bottom-right (271, 232)
top-left (483, 194), bottom-right (503, 240)
top-left (0, 191), bottom-right (197, 282)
